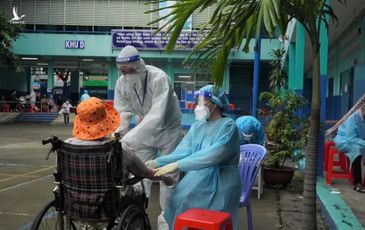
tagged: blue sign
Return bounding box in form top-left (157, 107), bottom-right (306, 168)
top-left (65, 40), bottom-right (85, 49)
top-left (111, 30), bottom-right (206, 50)
top-left (31, 81), bottom-right (40, 90)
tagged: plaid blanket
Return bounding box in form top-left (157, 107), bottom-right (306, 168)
top-left (57, 141), bottom-right (120, 221)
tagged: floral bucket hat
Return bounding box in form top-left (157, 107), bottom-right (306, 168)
top-left (73, 97), bottom-right (120, 140)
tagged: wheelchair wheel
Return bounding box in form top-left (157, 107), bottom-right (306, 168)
top-left (31, 200), bottom-right (77, 230)
top-left (117, 204), bottom-right (151, 230)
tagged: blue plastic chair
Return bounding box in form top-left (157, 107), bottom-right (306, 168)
top-left (239, 144), bottom-right (267, 230)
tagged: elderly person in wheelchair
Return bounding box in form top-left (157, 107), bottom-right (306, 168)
top-left (31, 97), bottom-right (173, 230)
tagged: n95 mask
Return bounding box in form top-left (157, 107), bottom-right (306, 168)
top-left (194, 105), bottom-right (210, 121)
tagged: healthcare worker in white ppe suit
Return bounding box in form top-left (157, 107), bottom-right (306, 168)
top-left (113, 45), bottom-right (182, 228)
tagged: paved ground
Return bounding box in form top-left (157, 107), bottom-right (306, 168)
top-left (331, 179), bottom-right (365, 227)
top-left (0, 123), bottom-right (279, 230)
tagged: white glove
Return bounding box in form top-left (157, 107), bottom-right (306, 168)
top-left (145, 160), bottom-right (158, 169)
top-left (154, 162), bottom-right (179, 176)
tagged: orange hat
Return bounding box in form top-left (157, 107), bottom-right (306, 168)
top-left (73, 97), bottom-right (120, 140)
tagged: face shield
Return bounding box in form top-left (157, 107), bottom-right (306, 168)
top-left (116, 46), bottom-right (147, 75)
top-left (196, 91), bottom-right (213, 105)
top-left (116, 55), bottom-right (139, 76)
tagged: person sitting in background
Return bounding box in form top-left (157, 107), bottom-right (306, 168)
top-left (10, 91), bottom-right (18, 112)
top-left (146, 85), bottom-right (241, 230)
top-left (235, 115), bottom-right (265, 145)
top-left (40, 95), bottom-right (50, 112)
top-left (334, 105), bottom-right (365, 193)
top-left (0, 95), bottom-right (10, 112)
top-left (80, 89), bottom-right (90, 102)
top-left (27, 89), bottom-right (39, 112)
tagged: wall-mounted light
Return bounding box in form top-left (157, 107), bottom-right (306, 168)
top-left (82, 59), bottom-right (94, 62)
top-left (178, 75), bottom-right (191, 79)
top-left (21, 57), bottom-right (38, 60)
top-left (37, 63), bottom-right (48, 66)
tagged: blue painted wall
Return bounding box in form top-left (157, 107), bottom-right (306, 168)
top-left (326, 18), bottom-right (364, 120)
top-left (353, 63), bottom-right (365, 102)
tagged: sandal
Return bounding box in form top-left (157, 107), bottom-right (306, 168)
top-left (353, 184), bottom-right (365, 193)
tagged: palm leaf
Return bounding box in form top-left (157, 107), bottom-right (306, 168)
top-left (146, 0), bottom-right (344, 87)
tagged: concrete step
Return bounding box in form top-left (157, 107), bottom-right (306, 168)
top-left (51, 113), bottom-right (75, 124)
top-left (15, 112), bottom-right (59, 123)
top-left (0, 112), bottom-right (19, 123)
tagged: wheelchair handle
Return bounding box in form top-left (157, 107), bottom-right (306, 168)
top-left (114, 132), bottom-right (121, 140)
top-left (42, 136), bottom-right (60, 160)
top-left (42, 136), bottom-right (59, 145)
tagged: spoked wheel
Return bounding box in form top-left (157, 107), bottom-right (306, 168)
top-left (117, 204), bottom-right (151, 230)
top-left (31, 200), bottom-right (77, 230)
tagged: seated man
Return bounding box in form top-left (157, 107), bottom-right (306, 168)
top-left (40, 95), bottom-right (50, 112)
top-left (235, 115), bottom-right (265, 145)
top-left (80, 89), bottom-right (91, 102)
top-left (146, 85), bottom-right (241, 230)
top-left (334, 105), bottom-right (365, 193)
top-left (67, 96), bottom-right (172, 185)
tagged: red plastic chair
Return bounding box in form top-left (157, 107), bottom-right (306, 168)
top-left (174, 208), bottom-right (233, 230)
top-left (186, 102), bottom-right (195, 110)
top-left (324, 140), bottom-right (347, 172)
top-left (228, 103), bottom-right (236, 110)
top-left (1, 104), bottom-right (10, 112)
top-left (324, 140), bottom-right (353, 185)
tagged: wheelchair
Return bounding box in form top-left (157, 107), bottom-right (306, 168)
top-left (31, 136), bottom-right (151, 230)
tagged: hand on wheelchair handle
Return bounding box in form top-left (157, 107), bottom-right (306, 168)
top-left (111, 131), bottom-right (123, 140)
top-left (42, 136), bottom-right (59, 145)
top-left (145, 160), bottom-right (157, 169)
top-left (154, 162), bottom-right (179, 177)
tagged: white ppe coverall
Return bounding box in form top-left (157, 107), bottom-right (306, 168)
top-left (114, 55), bottom-right (182, 213)
top-left (334, 110), bottom-right (365, 164)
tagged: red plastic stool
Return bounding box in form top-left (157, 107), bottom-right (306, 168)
top-left (174, 208), bottom-right (232, 230)
top-left (324, 140), bottom-right (347, 172)
top-left (325, 141), bottom-right (353, 185)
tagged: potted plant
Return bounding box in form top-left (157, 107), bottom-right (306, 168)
top-left (259, 48), bottom-right (308, 186)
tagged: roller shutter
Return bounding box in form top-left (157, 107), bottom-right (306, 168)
top-left (50, 0), bottom-right (65, 25)
top-left (65, 0), bottom-right (79, 25)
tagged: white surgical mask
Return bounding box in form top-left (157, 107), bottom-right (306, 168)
top-left (241, 132), bottom-right (254, 144)
top-left (194, 104), bottom-right (211, 121)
